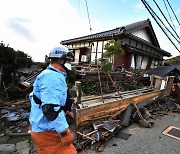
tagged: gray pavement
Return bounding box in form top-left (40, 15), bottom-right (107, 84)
top-left (79, 113), bottom-right (180, 154)
top-left (0, 113), bottom-right (179, 154)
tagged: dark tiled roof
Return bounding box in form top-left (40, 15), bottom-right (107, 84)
top-left (172, 62), bottom-right (180, 70)
top-left (18, 65), bottom-right (41, 74)
top-left (121, 19), bottom-right (150, 31)
top-left (61, 19), bottom-right (172, 57)
top-left (147, 65), bottom-right (180, 77)
top-left (61, 19), bottom-right (150, 44)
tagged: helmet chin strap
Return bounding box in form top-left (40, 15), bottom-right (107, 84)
top-left (57, 59), bottom-right (69, 72)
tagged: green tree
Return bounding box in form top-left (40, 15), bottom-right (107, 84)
top-left (0, 42), bottom-right (33, 87)
top-left (103, 39), bottom-right (124, 71)
top-left (165, 55), bottom-right (180, 65)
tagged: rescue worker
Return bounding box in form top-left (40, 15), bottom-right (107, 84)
top-left (29, 44), bottom-right (77, 154)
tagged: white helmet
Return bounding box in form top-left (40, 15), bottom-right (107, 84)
top-left (48, 44), bottom-right (70, 59)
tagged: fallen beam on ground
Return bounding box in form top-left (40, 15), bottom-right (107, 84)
top-left (75, 76), bottom-right (174, 128)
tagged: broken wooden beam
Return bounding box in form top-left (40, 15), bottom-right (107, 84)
top-left (76, 131), bottom-right (98, 141)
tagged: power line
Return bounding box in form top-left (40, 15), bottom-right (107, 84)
top-left (163, 0), bottom-right (176, 31)
top-left (152, 0), bottom-right (180, 41)
top-left (141, 0), bottom-right (180, 52)
top-left (166, 0), bottom-right (180, 26)
top-left (85, 0), bottom-right (92, 34)
top-left (146, 0), bottom-right (180, 44)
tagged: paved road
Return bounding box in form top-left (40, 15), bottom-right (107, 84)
top-left (79, 113), bottom-right (180, 154)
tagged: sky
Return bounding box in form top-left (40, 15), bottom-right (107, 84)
top-left (0, 0), bottom-right (180, 62)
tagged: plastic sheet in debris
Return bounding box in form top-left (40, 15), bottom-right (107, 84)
top-left (0, 109), bottom-right (11, 115)
top-left (2, 112), bottom-right (21, 121)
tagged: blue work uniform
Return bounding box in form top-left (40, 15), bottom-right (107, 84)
top-left (29, 64), bottom-right (69, 133)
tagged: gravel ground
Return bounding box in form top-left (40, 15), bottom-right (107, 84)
top-left (79, 113), bottom-right (180, 154)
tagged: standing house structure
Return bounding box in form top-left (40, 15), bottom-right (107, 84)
top-left (61, 19), bottom-right (171, 70)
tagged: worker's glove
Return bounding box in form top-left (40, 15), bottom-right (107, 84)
top-left (66, 111), bottom-right (75, 125)
top-left (66, 111), bottom-right (74, 119)
top-left (60, 129), bottom-right (75, 146)
top-left (63, 90), bottom-right (74, 112)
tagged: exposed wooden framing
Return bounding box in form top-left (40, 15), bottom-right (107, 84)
top-left (76, 131), bottom-right (98, 141)
top-left (75, 76), bottom-right (174, 128)
top-left (95, 41), bottom-right (98, 64)
top-left (75, 81), bottom-right (82, 106)
top-left (128, 44), bottom-right (162, 59)
top-left (76, 90), bottom-right (160, 128)
top-left (162, 76), bottom-right (174, 97)
top-left (129, 38), bottom-right (131, 45)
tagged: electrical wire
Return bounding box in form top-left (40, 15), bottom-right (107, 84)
top-left (141, 0), bottom-right (180, 52)
top-left (146, 0), bottom-right (179, 44)
top-left (152, 0), bottom-right (180, 40)
top-left (163, 0), bottom-right (176, 31)
top-left (166, 0), bottom-right (180, 26)
top-left (85, 0), bottom-right (92, 34)
top-left (78, 0), bottom-right (81, 15)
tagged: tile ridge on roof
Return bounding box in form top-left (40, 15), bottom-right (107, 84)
top-left (61, 19), bottom-right (150, 43)
top-left (122, 19), bottom-right (149, 31)
top-left (61, 27), bottom-right (121, 43)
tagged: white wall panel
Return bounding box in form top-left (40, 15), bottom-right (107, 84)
top-left (132, 28), bottom-right (152, 43)
top-left (141, 56), bottom-right (149, 69)
top-left (75, 50), bottom-right (80, 62)
top-left (131, 54), bottom-right (135, 68)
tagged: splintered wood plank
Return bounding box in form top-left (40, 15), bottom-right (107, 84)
top-left (79, 87), bottom-right (151, 103)
top-left (78, 87), bottom-right (154, 109)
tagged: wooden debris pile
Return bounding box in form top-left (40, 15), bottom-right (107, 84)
top-left (74, 75), bottom-right (180, 152)
top-left (74, 97), bottom-right (180, 152)
top-left (0, 99), bottom-right (30, 143)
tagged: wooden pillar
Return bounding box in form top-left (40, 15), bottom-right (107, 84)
top-left (75, 81), bottom-right (81, 106)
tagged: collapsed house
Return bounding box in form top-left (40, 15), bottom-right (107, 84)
top-left (61, 19), bottom-right (171, 71)
top-left (75, 75), bottom-right (174, 128)
top-left (73, 75), bottom-right (180, 152)
top-left (146, 63), bottom-right (180, 104)
top-left (1, 65), bottom-right (180, 152)
top-left (1, 19), bottom-right (179, 152)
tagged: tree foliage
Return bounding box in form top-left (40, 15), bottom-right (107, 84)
top-left (102, 39), bottom-right (124, 71)
top-left (0, 42), bottom-right (33, 86)
top-left (165, 55), bottom-right (180, 65)
top-left (100, 61), bottom-right (112, 74)
top-left (104, 39), bottom-right (124, 58)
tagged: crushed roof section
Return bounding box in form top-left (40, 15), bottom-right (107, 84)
top-left (171, 62), bottom-right (180, 70)
top-left (147, 64), bottom-right (180, 77)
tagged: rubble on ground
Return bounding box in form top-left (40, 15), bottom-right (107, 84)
top-left (0, 66), bottom-right (179, 153)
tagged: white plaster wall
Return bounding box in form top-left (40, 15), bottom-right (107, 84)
top-left (141, 56), bottom-right (149, 69)
top-left (75, 50), bottom-right (80, 62)
top-left (132, 28), bottom-right (152, 43)
top-left (131, 54), bottom-right (135, 69)
top-left (151, 59), bottom-right (155, 68)
top-left (136, 55), bottom-right (143, 69)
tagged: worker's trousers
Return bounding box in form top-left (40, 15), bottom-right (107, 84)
top-left (31, 129), bottom-right (77, 154)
